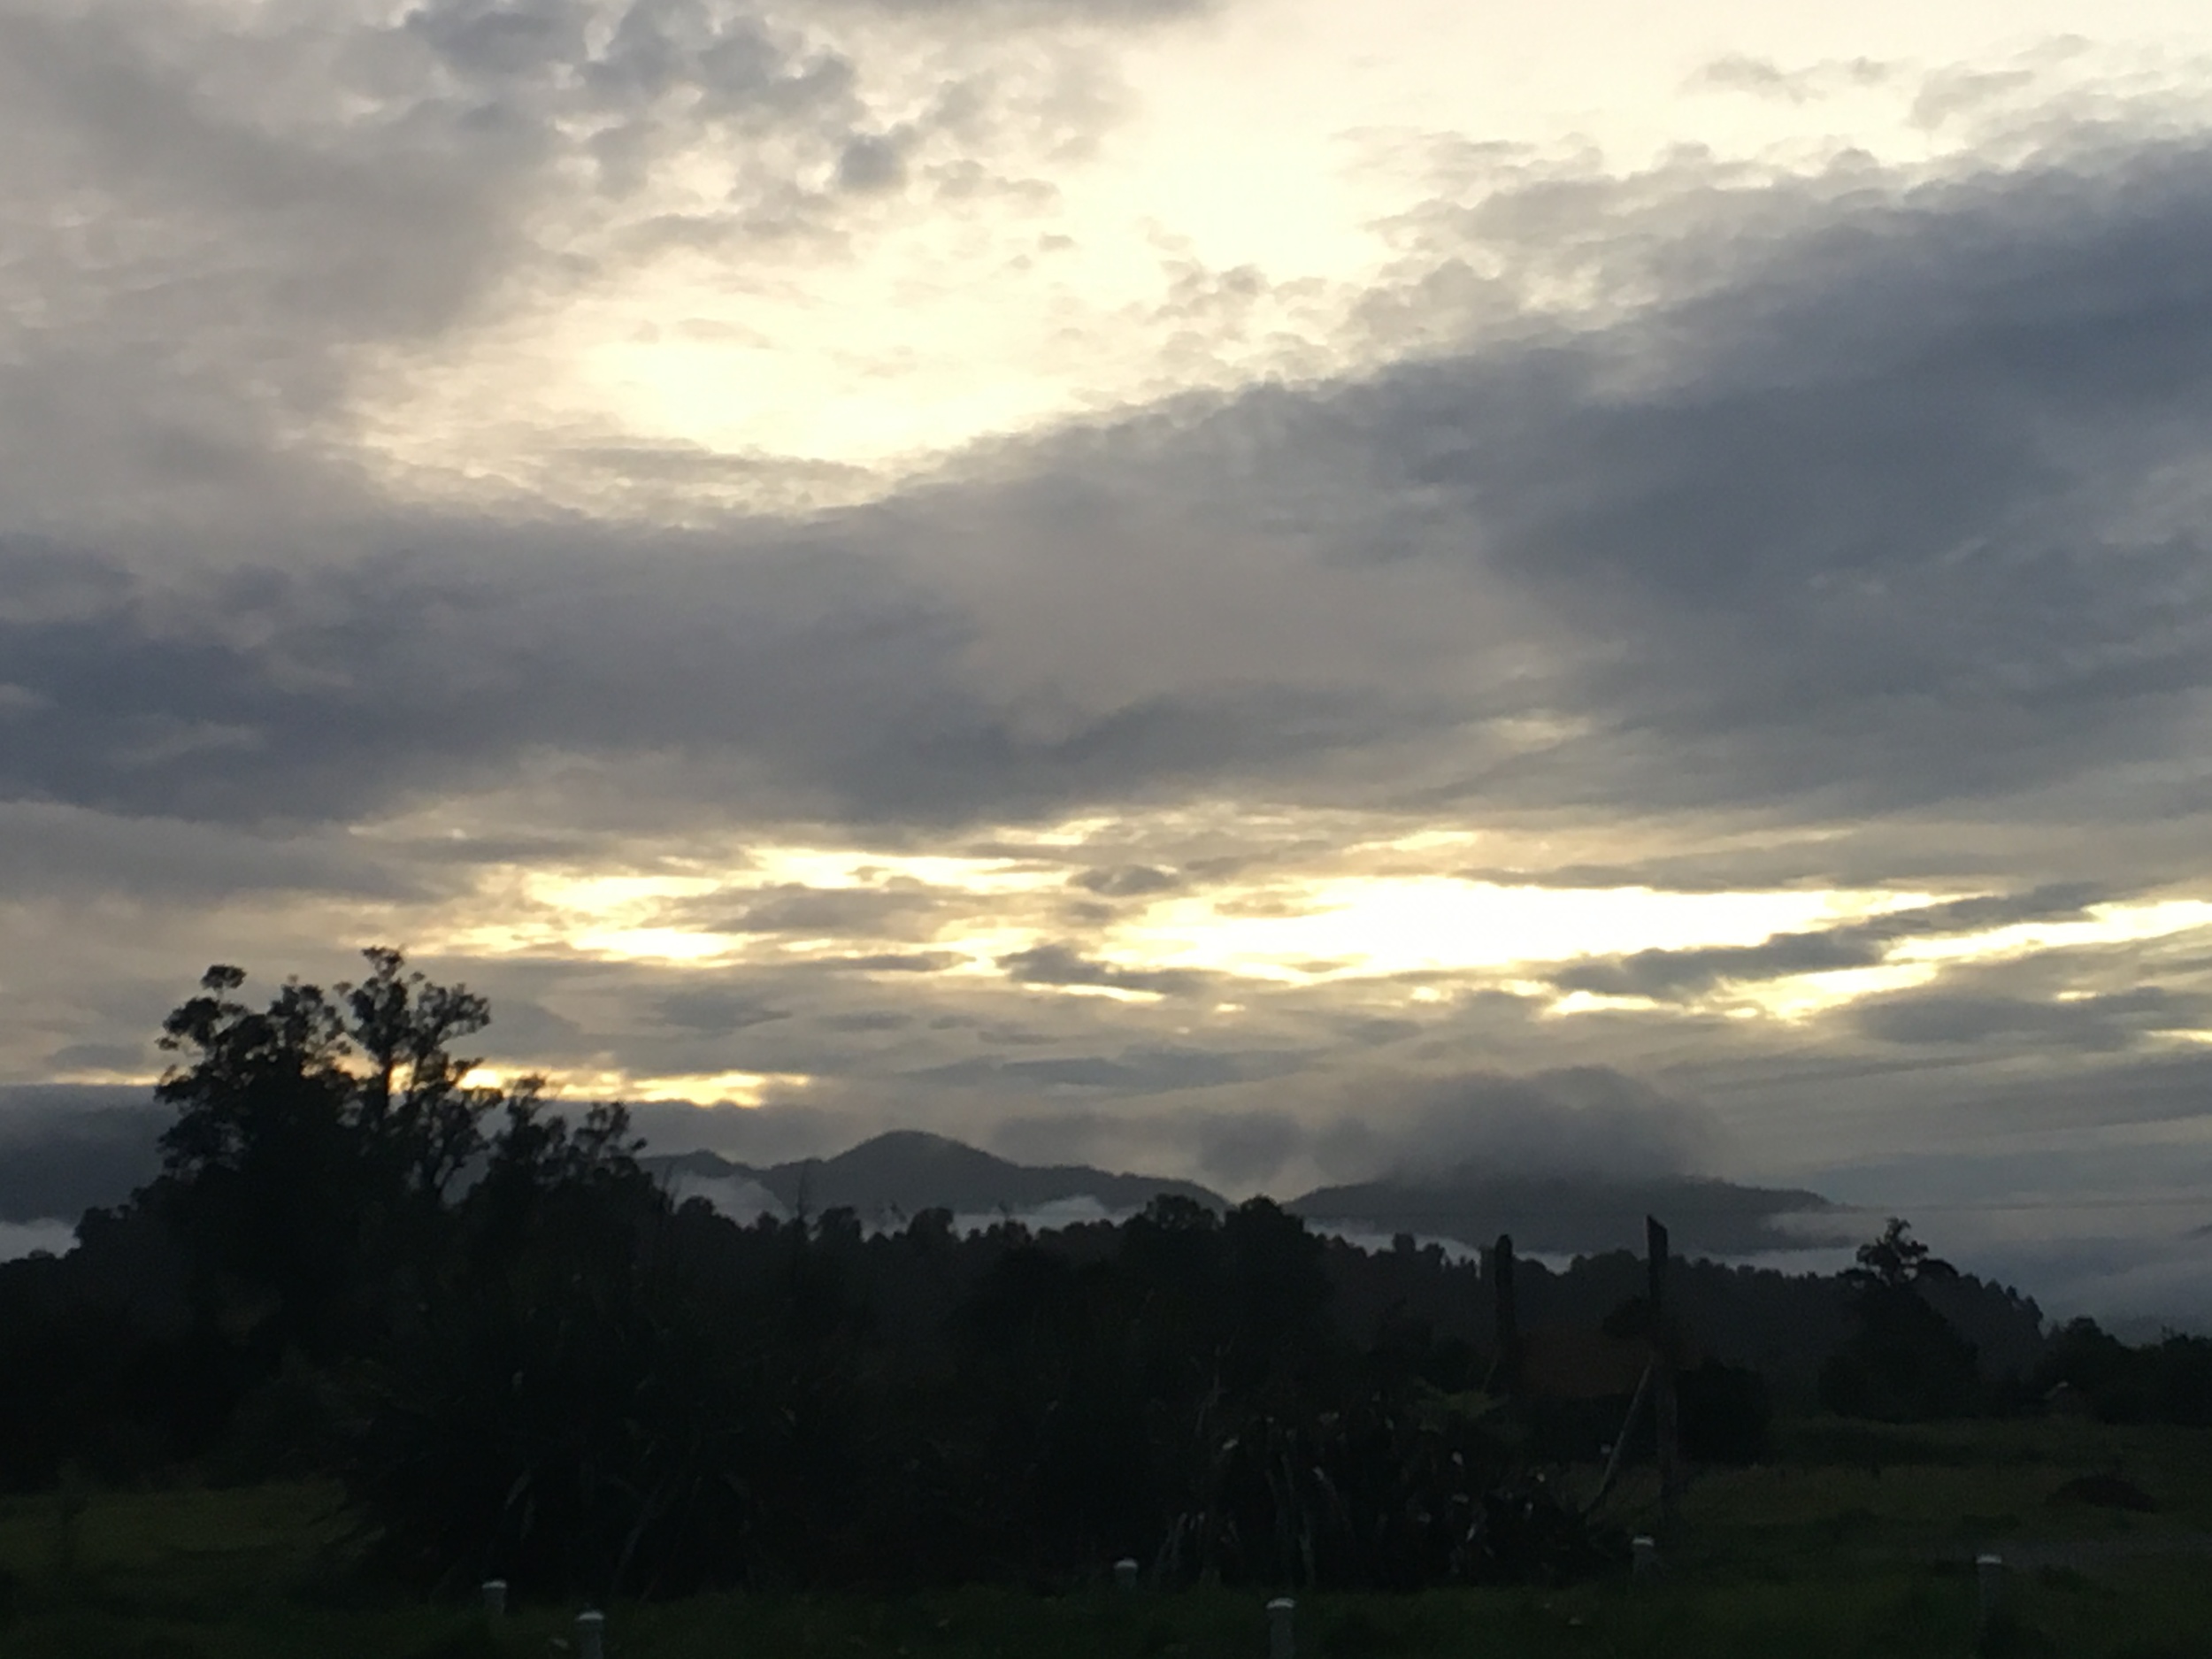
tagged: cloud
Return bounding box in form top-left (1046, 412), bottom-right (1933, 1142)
top-left (0, 0), bottom-right (1189, 536)
top-left (653, 988), bottom-right (792, 1034)
top-left (1070, 864), bottom-right (1183, 897)
top-left (683, 882), bottom-right (948, 936)
top-left (987, 1109), bottom-right (1111, 1166)
top-left (0, 1219), bottom-right (79, 1263)
top-left (997, 941), bottom-right (1211, 997)
top-left (22, 133), bottom-right (2212, 858)
top-left (911, 1044), bottom-right (1286, 1092)
top-left (1192, 1108), bottom-right (1302, 1186)
top-left (0, 526), bottom-right (1432, 832)
top-left (1690, 54), bottom-right (1894, 104)
top-left (0, 1087), bottom-right (165, 1222)
top-left (1354, 142), bottom-right (2212, 828)
top-left (1313, 1067), bottom-right (1722, 1185)
top-left (0, 801), bottom-right (426, 905)
top-left (1553, 884), bottom-right (2103, 1000)
top-left (623, 1100), bottom-right (847, 1164)
top-left (13, 29), bottom-right (2212, 1328)
top-left (1855, 986), bottom-right (2201, 1050)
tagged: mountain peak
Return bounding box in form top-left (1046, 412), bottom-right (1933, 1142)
top-left (649, 1132), bottom-right (1223, 1221)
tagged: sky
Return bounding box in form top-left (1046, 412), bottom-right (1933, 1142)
top-left (10, 0), bottom-right (2212, 1325)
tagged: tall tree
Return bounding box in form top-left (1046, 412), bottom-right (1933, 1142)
top-left (339, 947), bottom-right (498, 1199)
top-left (150, 950), bottom-right (511, 1360)
top-left (1821, 1218), bottom-right (1978, 1421)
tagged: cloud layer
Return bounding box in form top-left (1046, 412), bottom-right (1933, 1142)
top-left (7, 4), bottom-right (2212, 1316)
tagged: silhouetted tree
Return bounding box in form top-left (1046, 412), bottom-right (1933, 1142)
top-left (148, 952), bottom-right (518, 1368)
top-left (1821, 1218), bottom-right (1979, 1421)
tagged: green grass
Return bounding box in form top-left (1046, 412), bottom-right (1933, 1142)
top-left (4, 1421), bottom-right (2211, 1658)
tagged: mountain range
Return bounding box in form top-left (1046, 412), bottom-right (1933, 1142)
top-left (650, 1130), bottom-right (1224, 1223)
top-left (648, 1130), bottom-right (1849, 1258)
top-left (0, 1088), bottom-right (1849, 1260)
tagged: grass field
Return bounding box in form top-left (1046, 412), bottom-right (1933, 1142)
top-left (3, 1420), bottom-right (2210, 1658)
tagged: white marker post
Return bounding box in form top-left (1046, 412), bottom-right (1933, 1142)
top-left (1266, 1596), bottom-right (1296, 1659)
top-left (1632, 1535), bottom-right (1659, 1582)
top-left (1977, 1554), bottom-right (2007, 1627)
top-left (480, 1578), bottom-right (507, 1617)
top-left (577, 1608), bottom-right (606, 1659)
top-left (1114, 1557), bottom-right (1141, 1591)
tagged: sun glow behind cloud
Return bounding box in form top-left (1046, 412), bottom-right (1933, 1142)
top-left (1123, 878), bottom-right (1929, 981)
top-left (396, 816), bottom-right (2212, 1056)
top-left (465, 1064), bottom-right (810, 1106)
top-left (332, 1), bottom-right (2212, 509)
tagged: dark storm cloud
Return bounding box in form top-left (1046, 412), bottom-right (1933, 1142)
top-left (849, 131), bottom-right (2212, 848)
top-left (1069, 864), bottom-right (1183, 897)
top-left (1554, 884), bottom-right (2102, 999)
top-left (997, 942), bottom-right (1211, 997)
top-left (0, 802), bottom-right (424, 904)
top-left (0, 1087), bottom-right (164, 1222)
top-left (681, 882), bottom-right (948, 936)
top-left (912, 1044), bottom-right (1294, 1093)
top-left (1191, 1108), bottom-right (1302, 1186)
top-left (1312, 1067), bottom-right (1720, 1184)
top-left (1342, 143), bottom-right (2212, 822)
top-left (652, 988), bottom-right (792, 1033)
top-left (17, 136), bottom-right (2212, 856)
top-left (1855, 986), bottom-right (2201, 1050)
top-left (977, 1064), bottom-right (1727, 1194)
top-left (0, 529), bottom-right (1417, 830)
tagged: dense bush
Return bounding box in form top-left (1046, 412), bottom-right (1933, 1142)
top-left (2038, 1318), bottom-right (2212, 1425)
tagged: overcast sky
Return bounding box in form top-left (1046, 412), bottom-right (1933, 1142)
top-left (10, 0), bottom-right (2212, 1323)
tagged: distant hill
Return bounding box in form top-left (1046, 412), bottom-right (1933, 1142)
top-left (1286, 1171), bottom-right (1850, 1257)
top-left (0, 1088), bottom-right (165, 1225)
top-left (647, 1131), bottom-right (1847, 1258)
top-left (4, 1087), bottom-right (1847, 1263)
top-left (649, 1130), bottom-right (1226, 1222)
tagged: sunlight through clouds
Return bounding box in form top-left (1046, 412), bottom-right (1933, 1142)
top-left (1124, 878), bottom-right (1931, 982)
top-left (19, 0), bottom-right (2212, 1332)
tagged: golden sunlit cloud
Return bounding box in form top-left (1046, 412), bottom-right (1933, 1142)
top-left (1123, 877), bottom-right (1931, 982)
top-left (402, 815), bottom-right (2212, 1056)
top-left (467, 1066), bottom-right (812, 1108)
top-left (1890, 899), bottom-right (2212, 966)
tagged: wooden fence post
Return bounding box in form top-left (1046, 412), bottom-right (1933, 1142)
top-left (1492, 1233), bottom-right (1522, 1398)
top-left (1647, 1215), bottom-right (1681, 1536)
top-left (1977, 1554), bottom-right (2007, 1629)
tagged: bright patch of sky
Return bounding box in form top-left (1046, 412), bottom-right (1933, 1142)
top-left (350, 0), bottom-right (2212, 501)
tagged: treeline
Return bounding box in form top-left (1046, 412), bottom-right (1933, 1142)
top-left (2039, 1317), bottom-right (2212, 1425)
top-left (0, 953), bottom-right (2180, 1600)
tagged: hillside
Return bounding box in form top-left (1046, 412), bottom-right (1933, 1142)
top-left (648, 1132), bottom-right (1848, 1260)
top-left (650, 1130), bottom-right (1226, 1221)
top-left (1288, 1171), bottom-right (1848, 1256)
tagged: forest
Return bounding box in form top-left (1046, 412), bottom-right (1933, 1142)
top-left (2, 952), bottom-right (2208, 1610)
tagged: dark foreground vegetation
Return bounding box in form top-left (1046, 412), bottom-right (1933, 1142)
top-left (6, 1420), bottom-right (2212, 1659)
top-left (3, 953), bottom-right (2209, 1640)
